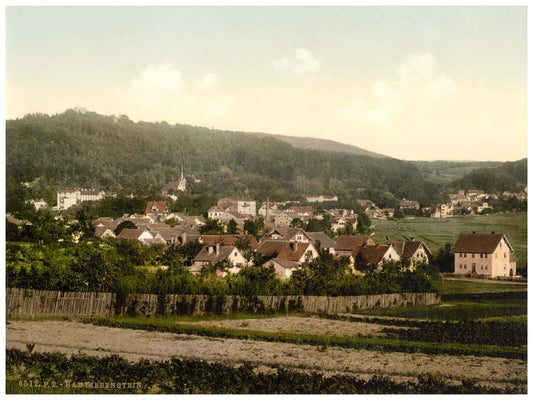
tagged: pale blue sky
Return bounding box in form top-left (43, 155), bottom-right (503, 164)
top-left (6, 6), bottom-right (528, 160)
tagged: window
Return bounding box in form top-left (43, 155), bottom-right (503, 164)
top-left (504, 253), bottom-right (507, 258)
top-left (234, 252), bottom-right (238, 257)
top-left (459, 253), bottom-right (462, 258)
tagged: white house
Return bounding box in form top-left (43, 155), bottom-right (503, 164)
top-left (452, 233), bottom-right (517, 278)
top-left (192, 244), bottom-right (248, 276)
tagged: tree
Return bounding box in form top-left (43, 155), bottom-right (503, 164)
top-left (431, 243), bottom-right (455, 272)
top-left (200, 218), bottom-right (225, 234)
top-left (71, 208), bottom-right (95, 240)
top-left (393, 207), bottom-right (405, 219)
top-left (226, 219), bottom-right (239, 234)
top-left (114, 220), bottom-right (137, 236)
top-left (356, 212), bottom-right (371, 234)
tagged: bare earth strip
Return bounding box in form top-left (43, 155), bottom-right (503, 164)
top-left (191, 316), bottom-right (394, 336)
top-left (6, 320), bottom-right (526, 391)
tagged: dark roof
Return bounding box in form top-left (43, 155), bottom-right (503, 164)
top-left (200, 235), bottom-right (259, 249)
top-left (118, 229), bottom-right (148, 240)
top-left (452, 233), bottom-right (512, 254)
top-left (94, 226), bottom-right (115, 238)
top-left (335, 235), bottom-right (374, 251)
top-left (307, 232), bottom-right (337, 249)
top-left (162, 181), bottom-right (182, 192)
top-left (265, 257), bottom-right (299, 270)
top-left (194, 245), bottom-right (240, 263)
top-left (258, 240), bottom-right (312, 262)
top-left (392, 241), bottom-right (432, 259)
top-left (264, 227), bottom-right (308, 241)
top-left (353, 245), bottom-right (392, 265)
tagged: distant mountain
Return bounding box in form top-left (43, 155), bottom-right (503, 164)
top-left (247, 132), bottom-right (390, 158)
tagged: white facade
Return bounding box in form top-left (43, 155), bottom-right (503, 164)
top-left (455, 237), bottom-right (515, 277)
top-left (57, 189), bottom-right (115, 211)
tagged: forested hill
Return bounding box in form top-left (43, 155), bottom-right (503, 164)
top-left (6, 110), bottom-right (442, 205)
top-left (246, 132), bottom-right (390, 158)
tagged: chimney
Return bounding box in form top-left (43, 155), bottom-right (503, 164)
top-left (290, 241), bottom-right (298, 252)
top-left (216, 243), bottom-right (220, 255)
top-left (182, 231), bottom-right (187, 244)
top-left (208, 246), bottom-right (213, 254)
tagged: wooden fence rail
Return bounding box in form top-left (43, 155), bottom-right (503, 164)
top-left (6, 287), bottom-right (440, 318)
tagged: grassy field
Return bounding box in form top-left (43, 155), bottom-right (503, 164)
top-left (433, 279), bottom-right (527, 294)
top-left (371, 212), bottom-right (527, 270)
top-left (354, 298), bottom-right (527, 322)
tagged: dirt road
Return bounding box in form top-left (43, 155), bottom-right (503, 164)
top-left (6, 320), bottom-right (526, 390)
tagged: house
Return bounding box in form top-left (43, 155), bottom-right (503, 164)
top-left (117, 228), bottom-right (154, 244)
top-left (94, 226), bottom-right (116, 239)
top-left (145, 202), bottom-right (169, 221)
top-left (391, 240), bottom-right (432, 269)
top-left (306, 232), bottom-right (337, 254)
top-left (381, 208), bottom-right (395, 218)
top-left (285, 206), bottom-right (314, 219)
top-left (356, 199), bottom-right (375, 208)
top-left (263, 258), bottom-right (300, 278)
top-left (91, 217), bottom-right (117, 230)
top-left (398, 198), bottom-right (420, 210)
top-left (448, 191), bottom-right (469, 206)
top-left (28, 198), bottom-right (48, 211)
top-left (335, 235), bottom-right (376, 257)
top-left (432, 203), bottom-right (454, 218)
top-left (351, 244), bottom-right (401, 272)
top-left (274, 213), bottom-right (294, 227)
top-left (330, 215), bottom-right (358, 233)
top-left (304, 195), bottom-right (338, 203)
top-left (262, 227), bottom-right (312, 243)
top-left (365, 207), bottom-right (384, 219)
top-left (191, 244), bottom-right (248, 276)
top-left (199, 234), bottom-right (259, 250)
top-left (452, 232), bottom-right (517, 278)
top-left (207, 207), bottom-right (245, 223)
top-left (217, 198), bottom-right (256, 216)
top-left (258, 240), bottom-right (319, 267)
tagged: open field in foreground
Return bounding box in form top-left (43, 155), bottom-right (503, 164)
top-left (372, 212), bottom-right (527, 270)
top-left (6, 296), bottom-right (527, 394)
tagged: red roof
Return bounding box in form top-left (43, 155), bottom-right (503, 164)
top-left (145, 202), bottom-right (168, 215)
top-left (200, 234), bottom-right (259, 249)
top-left (258, 240), bottom-right (312, 262)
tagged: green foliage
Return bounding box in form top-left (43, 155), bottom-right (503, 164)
top-left (7, 349), bottom-right (516, 394)
top-left (114, 220), bottom-right (137, 235)
top-left (200, 218), bottom-right (225, 234)
top-left (431, 243), bottom-right (454, 272)
top-left (6, 110), bottom-right (445, 205)
top-left (393, 207), bottom-right (405, 219)
top-left (226, 219), bottom-right (239, 234)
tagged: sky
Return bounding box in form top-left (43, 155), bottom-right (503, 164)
top-left (5, 5), bottom-right (528, 161)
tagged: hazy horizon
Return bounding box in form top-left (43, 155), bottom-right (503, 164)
top-left (6, 6), bottom-right (527, 162)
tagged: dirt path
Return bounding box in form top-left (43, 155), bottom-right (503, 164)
top-left (6, 320), bottom-right (526, 391)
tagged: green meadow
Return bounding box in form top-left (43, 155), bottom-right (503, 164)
top-left (371, 212), bottom-right (527, 270)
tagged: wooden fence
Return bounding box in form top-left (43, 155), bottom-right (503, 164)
top-left (6, 287), bottom-right (440, 318)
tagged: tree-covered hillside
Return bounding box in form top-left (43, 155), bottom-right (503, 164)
top-left (6, 110), bottom-right (442, 206)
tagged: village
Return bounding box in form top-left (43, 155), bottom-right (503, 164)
top-left (17, 174), bottom-right (522, 280)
